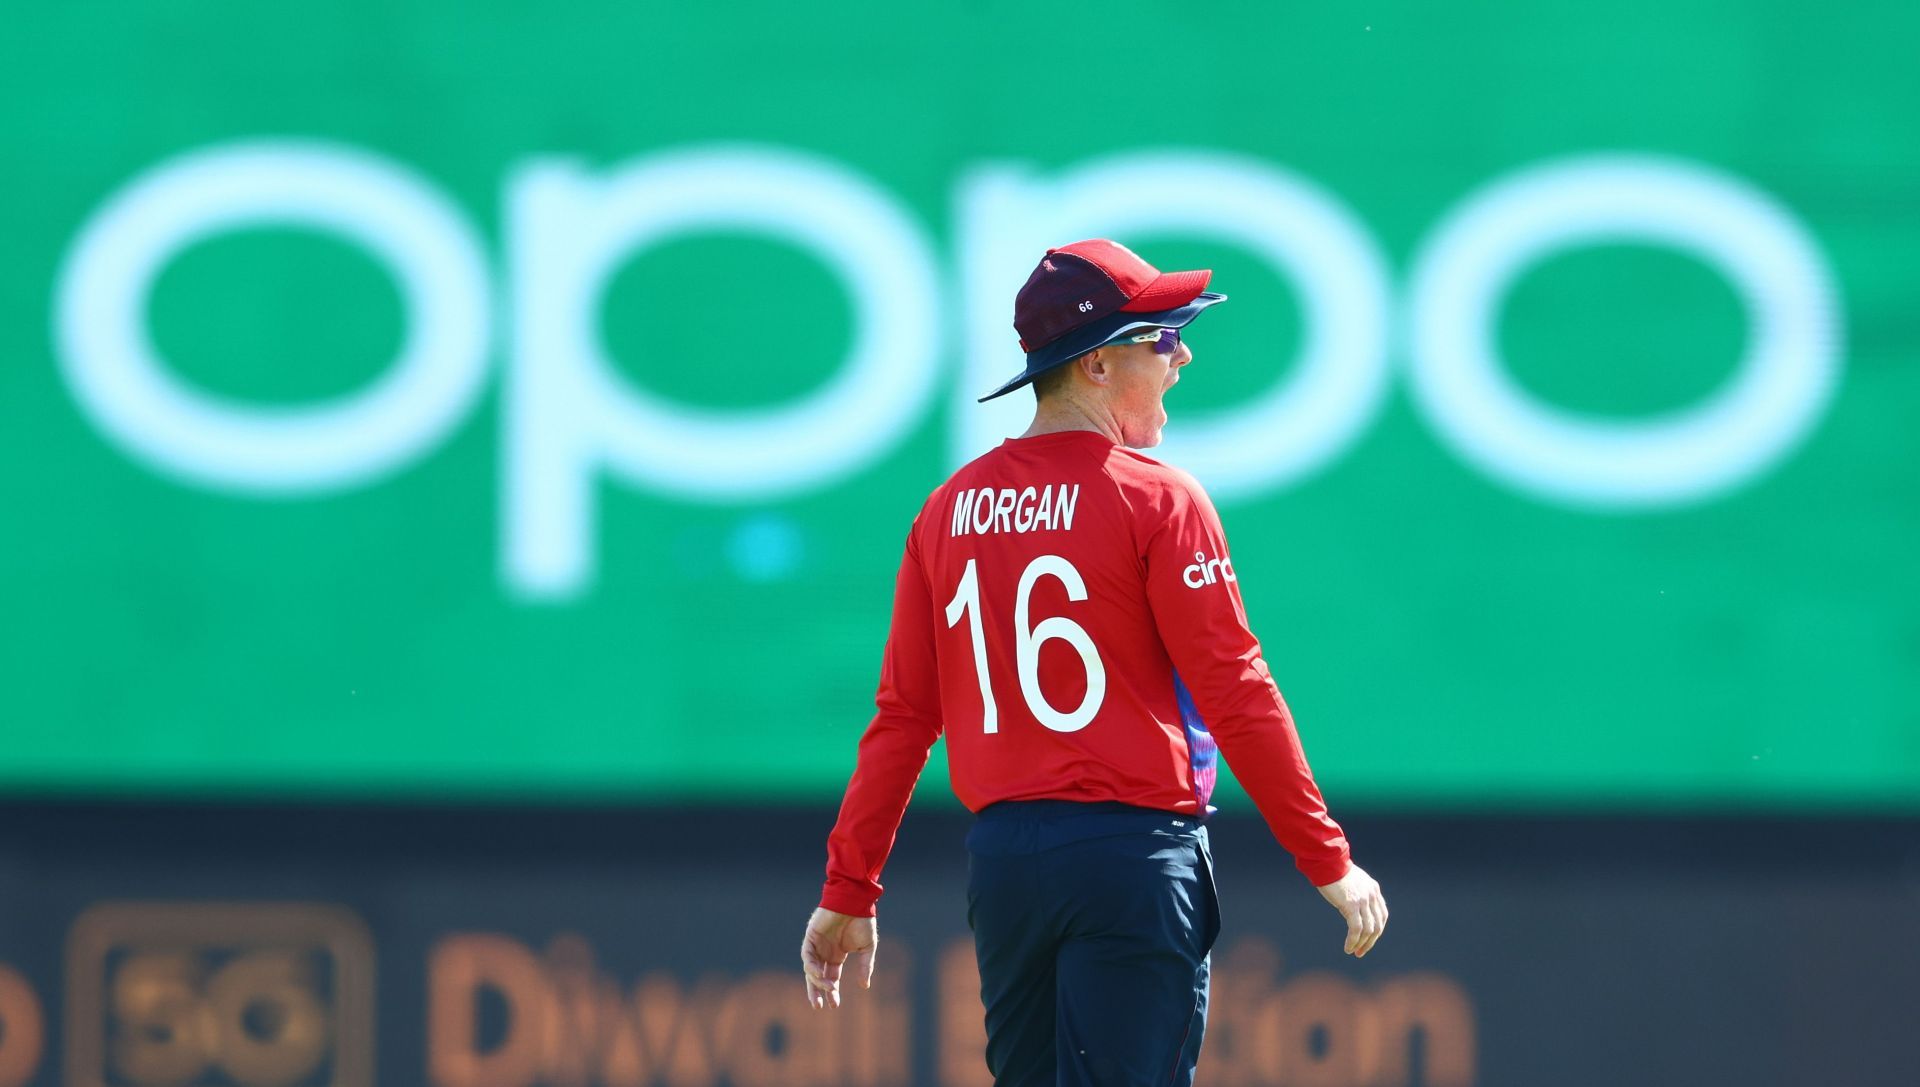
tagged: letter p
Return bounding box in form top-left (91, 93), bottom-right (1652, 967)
top-left (504, 147), bottom-right (940, 599)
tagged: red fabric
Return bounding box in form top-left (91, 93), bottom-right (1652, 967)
top-left (1053, 239), bottom-right (1156, 294)
top-left (1121, 267), bottom-right (1212, 312)
top-left (1053, 239), bottom-right (1212, 314)
top-left (1013, 240), bottom-right (1212, 351)
top-left (819, 431), bottom-right (1350, 917)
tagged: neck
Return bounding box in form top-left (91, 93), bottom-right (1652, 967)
top-left (1021, 391), bottom-right (1122, 444)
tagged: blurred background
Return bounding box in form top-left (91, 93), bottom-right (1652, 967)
top-left (1, 1), bottom-right (1916, 1084)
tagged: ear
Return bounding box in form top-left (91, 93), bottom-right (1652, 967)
top-left (1079, 349), bottom-right (1115, 386)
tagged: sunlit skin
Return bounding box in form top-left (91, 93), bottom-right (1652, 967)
top-left (1021, 330), bottom-right (1194, 448)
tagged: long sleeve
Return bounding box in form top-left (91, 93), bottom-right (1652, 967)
top-left (1135, 473), bottom-right (1351, 886)
top-left (818, 521), bottom-right (946, 916)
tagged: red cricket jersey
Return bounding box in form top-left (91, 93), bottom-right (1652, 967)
top-left (819, 430), bottom-right (1350, 916)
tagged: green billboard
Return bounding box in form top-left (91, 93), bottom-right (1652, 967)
top-left (1, 1), bottom-right (1914, 809)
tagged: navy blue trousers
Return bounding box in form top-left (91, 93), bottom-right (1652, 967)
top-left (965, 801), bottom-right (1221, 1087)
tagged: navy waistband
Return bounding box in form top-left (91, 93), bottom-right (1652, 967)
top-left (968, 800), bottom-right (1207, 856)
top-left (975, 799), bottom-right (1194, 821)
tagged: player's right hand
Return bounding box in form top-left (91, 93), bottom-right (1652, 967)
top-left (801, 906), bottom-right (877, 1010)
top-left (1314, 863), bottom-right (1388, 957)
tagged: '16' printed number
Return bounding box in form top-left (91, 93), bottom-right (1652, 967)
top-left (944, 555), bottom-right (1107, 734)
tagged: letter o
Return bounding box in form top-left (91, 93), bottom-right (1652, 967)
top-left (56, 140), bottom-right (491, 493)
top-left (204, 953), bottom-right (329, 1086)
top-left (1267, 973), bottom-right (1380, 1087)
top-left (966, 153), bottom-right (1394, 499)
top-left (0, 965), bottom-right (44, 1087)
top-left (1405, 155), bottom-right (1841, 507)
top-left (972, 490), bottom-right (996, 535)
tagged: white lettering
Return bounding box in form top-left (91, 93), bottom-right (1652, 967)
top-left (947, 482), bottom-right (1082, 536)
top-left (1053, 484), bottom-right (1079, 531)
top-left (1014, 555), bottom-right (1106, 732)
top-left (992, 488), bottom-right (1017, 533)
top-left (972, 488), bottom-right (996, 534)
top-left (505, 146), bottom-right (942, 598)
top-left (1182, 550), bottom-right (1234, 589)
top-left (951, 488), bottom-right (974, 536)
top-left (56, 140), bottom-right (490, 493)
top-left (1012, 486), bottom-right (1038, 532)
top-left (1406, 155), bottom-right (1839, 507)
top-left (51, 142), bottom-right (1843, 601)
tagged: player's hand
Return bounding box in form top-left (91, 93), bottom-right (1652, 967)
top-left (1314, 863), bottom-right (1388, 958)
top-left (800, 907), bottom-right (877, 1010)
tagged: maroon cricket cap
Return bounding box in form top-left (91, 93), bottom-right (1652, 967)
top-left (982, 239), bottom-right (1226, 402)
top-left (1014, 239), bottom-right (1213, 351)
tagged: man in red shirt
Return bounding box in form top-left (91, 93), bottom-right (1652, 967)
top-left (802, 239), bottom-right (1388, 1085)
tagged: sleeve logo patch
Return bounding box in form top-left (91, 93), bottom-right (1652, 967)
top-left (1182, 551), bottom-right (1236, 588)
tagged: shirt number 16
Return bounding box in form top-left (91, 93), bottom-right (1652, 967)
top-left (943, 555), bottom-right (1108, 734)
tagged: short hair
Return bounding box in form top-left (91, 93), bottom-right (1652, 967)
top-left (1031, 356), bottom-right (1079, 401)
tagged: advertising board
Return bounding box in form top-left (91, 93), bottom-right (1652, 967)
top-left (1, 2), bottom-right (1915, 808)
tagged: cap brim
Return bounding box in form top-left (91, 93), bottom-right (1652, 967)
top-left (977, 292), bottom-right (1227, 402)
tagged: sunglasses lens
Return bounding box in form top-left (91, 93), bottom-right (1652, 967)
top-left (1154, 329), bottom-right (1179, 354)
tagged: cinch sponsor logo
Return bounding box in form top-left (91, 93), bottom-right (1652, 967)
top-left (1183, 550), bottom-right (1236, 588)
top-left (53, 141), bottom-right (1843, 600)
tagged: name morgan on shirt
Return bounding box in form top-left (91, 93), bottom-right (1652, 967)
top-left (949, 485), bottom-right (1081, 537)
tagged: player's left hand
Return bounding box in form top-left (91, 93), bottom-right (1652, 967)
top-left (801, 906), bottom-right (877, 1010)
top-left (1314, 863), bottom-right (1389, 958)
